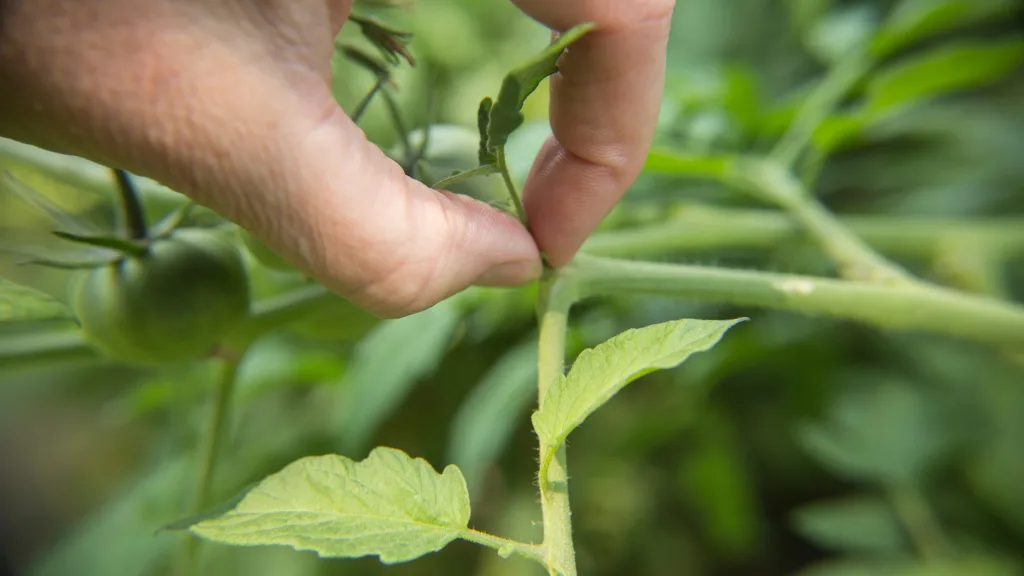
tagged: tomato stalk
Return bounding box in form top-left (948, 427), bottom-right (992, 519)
top-left (113, 168), bottom-right (149, 240)
top-left (177, 347), bottom-right (249, 576)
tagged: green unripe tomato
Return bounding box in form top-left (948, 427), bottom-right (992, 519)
top-left (240, 229), bottom-right (293, 271)
top-left (73, 228), bottom-right (251, 364)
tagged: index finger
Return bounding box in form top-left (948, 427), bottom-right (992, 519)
top-left (511, 0), bottom-right (674, 267)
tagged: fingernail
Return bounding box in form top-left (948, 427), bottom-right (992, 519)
top-left (475, 259), bottom-right (543, 287)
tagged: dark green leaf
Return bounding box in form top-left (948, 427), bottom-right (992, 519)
top-left (792, 495), bottom-right (906, 554)
top-left (871, 0), bottom-right (1021, 58)
top-left (477, 97), bottom-right (497, 166)
top-left (0, 278), bottom-right (74, 323)
top-left (339, 298), bottom-right (461, 453)
top-left (678, 411), bottom-right (762, 559)
top-left (486, 23), bottom-right (595, 149)
top-left (796, 380), bottom-right (948, 484)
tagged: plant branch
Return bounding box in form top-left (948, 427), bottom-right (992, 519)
top-left (536, 271), bottom-right (578, 576)
top-left (770, 53), bottom-right (870, 167)
top-left (496, 146), bottom-right (526, 225)
top-left (582, 207), bottom-right (1024, 262)
top-left (735, 159), bottom-right (916, 284)
top-left (177, 349), bottom-right (248, 575)
top-left (589, 204), bottom-right (1024, 261)
top-left (458, 529), bottom-right (547, 564)
top-left (887, 483), bottom-right (951, 562)
top-left (567, 254), bottom-right (1024, 349)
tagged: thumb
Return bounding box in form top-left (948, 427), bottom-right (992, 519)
top-left (237, 107), bottom-right (543, 318)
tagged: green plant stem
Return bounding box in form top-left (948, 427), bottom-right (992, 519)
top-left (567, 254), bottom-right (1024, 348)
top-left (458, 529), bottom-right (546, 564)
top-left (113, 168), bottom-right (148, 240)
top-left (770, 53), bottom-right (870, 167)
top-left (887, 483), bottom-right (951, 562)
top-left (582, 207), bottom-right (1024, 261)
top-left (736, 159), bottom-right (915, 284)
top-left (496, 146), bottom-right (527, 225)
top-left (351, 76), bottom-right (387, 124)
top-left (177, 351), bottom-right (247, 576)
top-left (536, 272), bottom-right (577, 576)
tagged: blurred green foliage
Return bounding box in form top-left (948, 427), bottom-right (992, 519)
top-left (2, 0), bottom-right (1024, 575)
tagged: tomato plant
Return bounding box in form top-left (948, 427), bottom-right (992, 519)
top-left (2, 2), bottom-right (1024, 576)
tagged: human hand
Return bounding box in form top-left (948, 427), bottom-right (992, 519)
top-left (0, 0), bottom-right (673, 317)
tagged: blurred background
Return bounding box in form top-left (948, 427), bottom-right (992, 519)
top-left (2, 0), bottom-right (1024, 575)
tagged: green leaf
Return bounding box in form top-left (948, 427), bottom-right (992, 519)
top-left (796, 380), bottom-right (948, 484)
top-left (189, 447), bottom-right (471, 564)
top-left (871, 0), bottom-right (1020, 58)
top-left (339, 298), bottom-right (461, 453)
top-left (0, 278), bottom-right (74, 323)
top-left (532, 318), bottom-right (745, 448)
top-left (486, 23), bottom-right (594, 150)
top-left (477, 97), bottom-right (497, 166)
top-left (447, 337), bottom-right (538, 494)
top-left (1, 170), bottom-right (106, 236)
top-left (865, 39), bottom-right (1024, 113)
top-left (678, 410), bottom-right (762, 559)
top-left (792, 495), bottom-right (906, 554)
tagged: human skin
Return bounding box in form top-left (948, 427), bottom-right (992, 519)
top-left (0, 0), bottom-right (673, 318)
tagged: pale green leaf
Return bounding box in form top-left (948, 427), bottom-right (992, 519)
top-left (0, 278), bottom-right (74, 323)
top-left (532, 318), bottom-right (745, 447)
top-left (448, 337), bottom-right (538, 493)
top-left (871, 0), bottom-right (1020, 58)
top-left (339, 298), bottom-right (461, 453)
top-left (190, 447), bottom-right (471, 564)
top-left (792, 495), bottom-right (906, 554)
top-left (866, 39), bottom-right (1024, 113)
